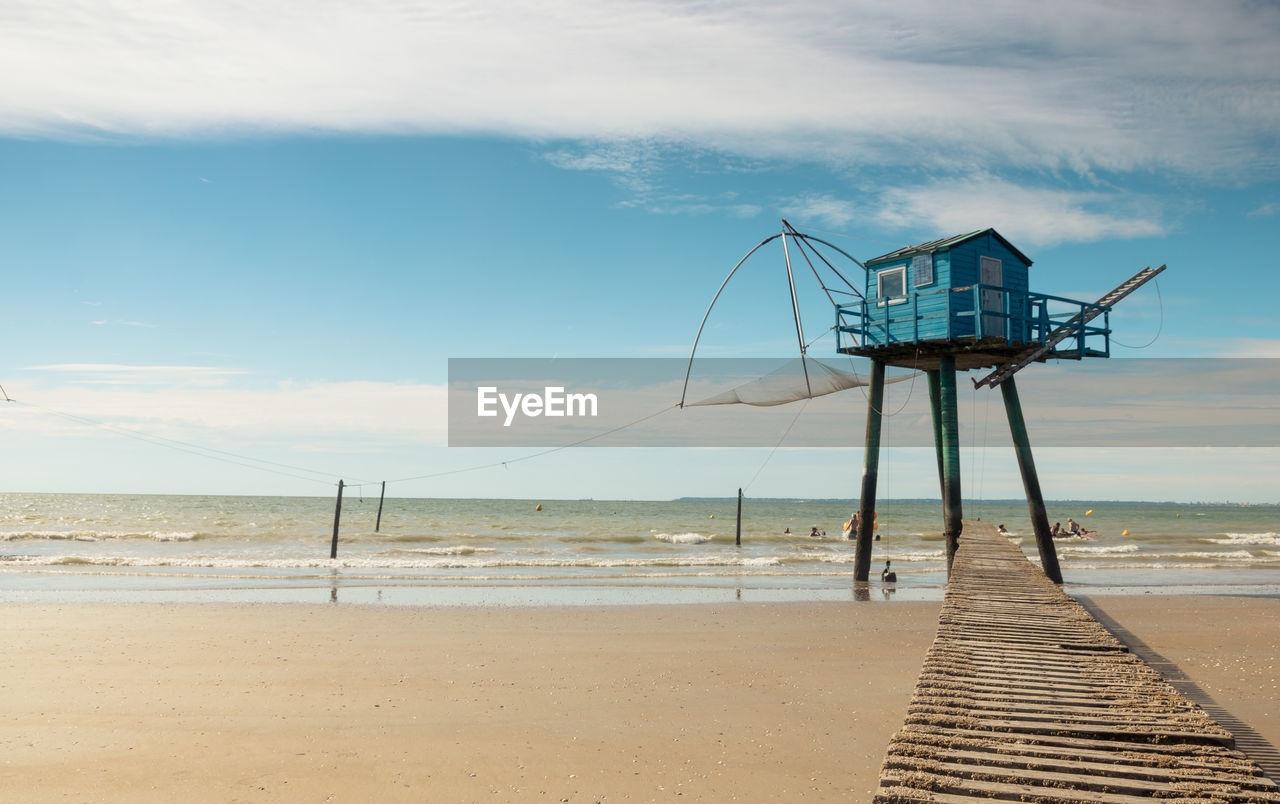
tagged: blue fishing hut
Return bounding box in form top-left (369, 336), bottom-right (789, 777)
top-left (836, 228), bottom-right (1113, 369)
top-left (833, 227), bottom-right (1163, 585)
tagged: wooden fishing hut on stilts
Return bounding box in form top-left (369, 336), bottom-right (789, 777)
top-left (836, 229), bottom-right (1164, 584)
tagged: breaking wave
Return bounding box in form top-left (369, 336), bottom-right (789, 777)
top-left (654, 532), bottom-right (714, 544)
top-left (1057, 544), bottom-right (1140, 556)
top-left (1204, 532), bottom-right (1280, 547)
top-left (1, 530), bottom-right (200, 542)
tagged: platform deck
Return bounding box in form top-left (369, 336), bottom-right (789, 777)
top-left (874, 521), bottom-right (1280, 802)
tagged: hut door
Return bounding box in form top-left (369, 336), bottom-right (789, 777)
top-left (979, 256), bottom-right (1003, 339)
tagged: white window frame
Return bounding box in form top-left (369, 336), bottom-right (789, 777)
top-left (877, 266), bottom-right (908, 305)
top-left (912, 254), bottom-right (934, 287)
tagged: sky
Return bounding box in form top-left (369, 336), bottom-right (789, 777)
top-left (2, 0), bottom-right (1279, 502)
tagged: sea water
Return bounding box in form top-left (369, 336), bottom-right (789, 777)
top-left (1, 493), bottom-right (1276, 605)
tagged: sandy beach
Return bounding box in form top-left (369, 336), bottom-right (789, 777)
top-left (1077, 594), bottom-right (1280, 782)
top-left (1, 595), bottom-right (1275, 802)
top-left (0, 601), bottom-right (939, 802)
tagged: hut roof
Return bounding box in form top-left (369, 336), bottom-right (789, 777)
top-left (866, 228), bottom-right (1032, 268)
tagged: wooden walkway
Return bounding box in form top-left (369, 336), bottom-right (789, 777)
top-left (874, 521), bottom-right (1280, 803)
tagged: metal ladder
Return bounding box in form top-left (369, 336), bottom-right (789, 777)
top-left (973, 264), bottom-right (1166, 389)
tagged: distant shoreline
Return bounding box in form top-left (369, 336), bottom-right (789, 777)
top-left (2, 491), bottom-right (1275, 506)
top-left (674, 497), bottom-right (1279, 506)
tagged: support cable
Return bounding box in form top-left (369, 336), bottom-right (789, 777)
top-left (779, 221), bottom-right (898, 249)
top-left (680, 234), bottom-right (783, 407)
top-left (780, 227), bottom-right (813, 398)
top-left (783, 220), bottom-right (864, 303)
top-left (1111, 278), bottom-right (1164, 349)
top-left (681, 223), bottom-right (869, 407)
top-left (383, 404), bottom-right (677, 486)
top-left (843, 350), bottom-right (922, 417)
top-left (969, 385), bottom-right (978, 512)
top-left (743, 398), bottom-right (810, 494)
top-left (784, 224), bottom-right (861, 335)
top-left (7, 398), bottom-right (343, 486)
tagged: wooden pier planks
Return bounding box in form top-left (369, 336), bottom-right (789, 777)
top-left (874, 521), bottom-right (1280, 803)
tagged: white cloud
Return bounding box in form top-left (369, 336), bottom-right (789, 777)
top-left (2, 378), bottom-right (448, 445)
top-left (781, 194), bottom-right (858, 229)
top-left (623, 196), bottom-right (762, 218)
top-left (1248, 201), bottom-right (1279, 217)
top-left (89, 319), bottom-right (158, 328)
top-left (2, 1), bottom-right (1277, 181)
top-left (543, 143), bottom-right (656, 175)
top-left (27, 363), bottom-right (248, 386)
top-left (1203, 338), bottom-right (1280, 358)
top-left (871, 177), bottom-right (1166, 247)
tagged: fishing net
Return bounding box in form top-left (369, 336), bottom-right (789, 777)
top-left (686, 357), bottom-right (917, 407)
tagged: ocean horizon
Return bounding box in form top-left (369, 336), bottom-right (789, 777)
top-left (2, 492), bottom-right (1277, 606)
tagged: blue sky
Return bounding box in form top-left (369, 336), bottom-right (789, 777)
top-left (2, 0), bottom-right (1279, 502)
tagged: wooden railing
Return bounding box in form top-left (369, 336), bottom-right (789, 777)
top-left (836, 285), bottom-right (1111, 356)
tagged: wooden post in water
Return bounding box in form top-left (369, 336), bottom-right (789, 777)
top-left (938, 356), bottom-right (963, 577)
top-left (375, 480), bottom-right (386, 533)
top-left (853, 359), bottom-right (886, 582)
top-left (330, 479), bottom-right (344, 559)
top-left (735, 487), bottom-right (742, 546)
top-left (1000, 376), bottom-right (1063, 583)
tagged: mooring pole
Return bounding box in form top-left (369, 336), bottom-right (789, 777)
top-left (1000, 376), bottom-right (1063, 583)
top-left (330, 479), bottom-right (344, 559)
top-left (375, 480), bottom-right (386, 533)
top-left (927, 370), bottom-right (945, 496)
top-left (735, 487), bottom-right (743, 547)
top-left (938, 356), bottom-right (963, 577)
top-left (853, 359), bottom-right (886, 582)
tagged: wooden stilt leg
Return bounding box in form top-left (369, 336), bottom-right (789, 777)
top-left (1001, 376), bottom-right (1063, 584)
top-left (853, 360), bottom-right (885, 582)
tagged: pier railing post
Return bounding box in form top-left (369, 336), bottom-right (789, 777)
top-left (375, 480), bottom-right (386, 533)
top-left (939, 356), bottom-right (963, 577)
top-left (854, 359), bottom-right (886, 582)
top-left (330, 480), bottom-right (344, 559)
top-left (1000, 376), bottom-right (1063, 583)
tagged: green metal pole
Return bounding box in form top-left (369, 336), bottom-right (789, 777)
top-left (853, 360), bottom-right (885, 582)
top-left (939, 356), bottom-right (963, 577)
top-left (1000, 376), bottom-right (1063, 583)
top-left (927, 370), bottom-right (944, 496)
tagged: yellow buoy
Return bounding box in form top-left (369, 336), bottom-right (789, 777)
top-left (1176, 513), bottom-right (1181, 518)
top-left (1122, 529), bottom-right (1129, 536)
top-left (535, 504), bottom-right (542, 511)
top-left (1085, 509), bottom-right (1094, 516)
top-left (709, 514), bottom-right (715, 518)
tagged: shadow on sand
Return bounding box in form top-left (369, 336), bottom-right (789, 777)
top-left (1077, 595), bottom-right (1280, 785)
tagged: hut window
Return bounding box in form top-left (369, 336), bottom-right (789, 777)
top-left (912, 254), bottom-right (933, 286)
top-left (878, 267), bottom-right (906, 303)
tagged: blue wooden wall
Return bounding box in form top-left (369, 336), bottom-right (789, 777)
top-left (863, 230), bottom-right (1031, 345)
